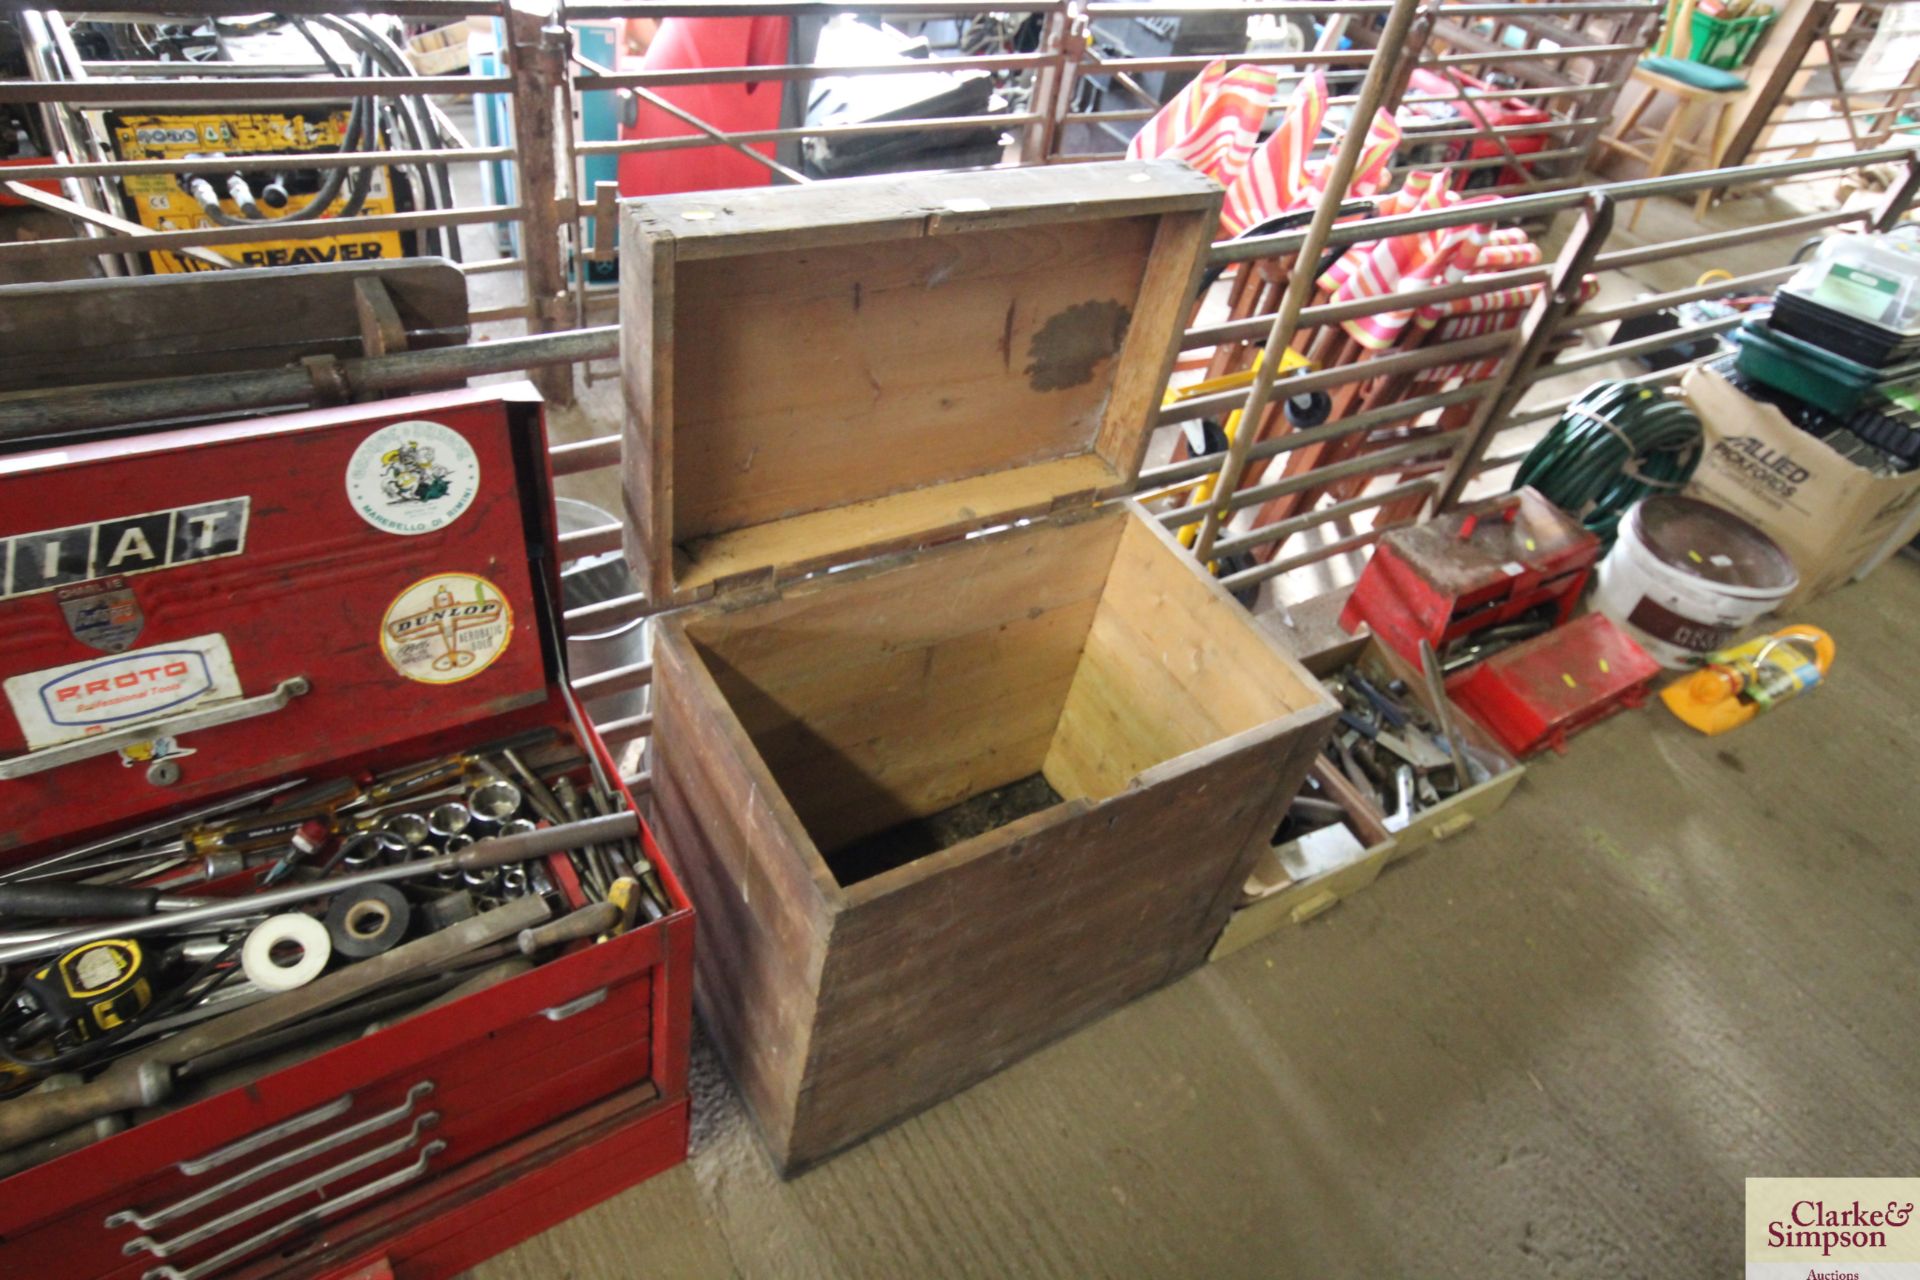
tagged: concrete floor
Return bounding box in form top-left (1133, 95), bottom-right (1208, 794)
top-left (476, 556), bottom-right (1920, 1280)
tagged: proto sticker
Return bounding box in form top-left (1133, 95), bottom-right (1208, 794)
top-left (345, 420), bottom-right (480, 536)
top-left (3, 633), bottom-right (242, 751)
top-left (380, 573), bottom-right (512, 685)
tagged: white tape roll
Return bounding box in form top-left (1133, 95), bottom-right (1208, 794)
top-left (242, 913), bottom-right (333, 992)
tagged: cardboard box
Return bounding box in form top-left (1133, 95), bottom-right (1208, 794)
top-left (1683, 364), bottom-right (1920, 610)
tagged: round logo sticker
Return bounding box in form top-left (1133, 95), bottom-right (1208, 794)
top-left (346, 420), bottom-right (480, 536)
top-left (380, 573), bottom-right (513, 685)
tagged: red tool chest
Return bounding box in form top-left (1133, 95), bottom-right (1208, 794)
top-left (1340, 487), bottom-right (1601, 670)
top-left (1447, 612), bottom-right (1663, 756)
top-left (0, 385), bottom-right (691, 1277)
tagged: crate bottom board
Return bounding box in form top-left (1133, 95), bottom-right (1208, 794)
top-left (263, 1083), bottom-right (687, 1280)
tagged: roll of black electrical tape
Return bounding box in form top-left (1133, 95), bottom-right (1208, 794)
top-left (325, 883), bottom-right (412, 959)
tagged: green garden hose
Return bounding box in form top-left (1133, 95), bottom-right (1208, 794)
top-left (1513, 380), bottom-right (1705, 546)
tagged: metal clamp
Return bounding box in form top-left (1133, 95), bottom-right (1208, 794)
top-left (124, 1114), bottom-right (439, 1259)
top-left (0, 677), bottom-right (310, 781)
top-left (109, 1082), bottom-right (434, 1230)
top-left (143, 1140), bottom-right (445, 1280)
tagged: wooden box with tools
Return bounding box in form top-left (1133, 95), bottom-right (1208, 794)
top-left (1208, 759), bottom-right (1397, 960)
top-left (620, 161), bottom-right (1339, 1173)
top-left (0, 386), bottom-right (692, 1278)
top-left (1305, 635), bottom-right (1524, 860)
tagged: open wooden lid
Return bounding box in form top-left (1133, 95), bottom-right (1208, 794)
top-left (619, 160), bottom-right (1222, 605)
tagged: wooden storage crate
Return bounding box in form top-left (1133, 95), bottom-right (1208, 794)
top-left (622, 162), bottom-right (1340, 1173)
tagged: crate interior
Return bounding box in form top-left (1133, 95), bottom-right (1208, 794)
top-left (664, 215), bottom-right (1166, 595)
top-left (682, 509), bottom-right (1322, 885)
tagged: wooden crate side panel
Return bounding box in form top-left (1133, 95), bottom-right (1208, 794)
top-left (618, 221), bottom-right (676, 600)
top-left (1094, 205), bottom-right (1221, 480)
top-left (1046, 511), bottom-right (1325, 802)
top-left (684, 514), bottom-right (1122, 853)
top-left (650, 629), bottom-right (832, 1164)
top-left (670, 215), bottom-right (1158, 543)
top-left (784, 720), bottom-right (1325, 1170)
top-left (715, 598), bottom-right (1102, 854)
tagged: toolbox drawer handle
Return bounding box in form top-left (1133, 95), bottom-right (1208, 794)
top-left (541, 987), bottom-right (609, 1022)
top-left (0, 677), bottom-right (310, 781)
top-left (109, 1082), bottom-right (435, 1231)
top-left (176, 1089), bottom-right (355, 1177)
top-left (142, 1140), bottom-right (446, 1280)
top-left (124, 1114), bottom-right (439, 1260)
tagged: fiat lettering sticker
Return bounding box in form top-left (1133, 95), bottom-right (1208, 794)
top-left (346, 420), bottom-right (480, 536)
top-left (4, 633), bottom-right (242, 750)
top-left (380, 573), bottom-right (512, 684)
top-left (0, 498), bottom-right (248, 600)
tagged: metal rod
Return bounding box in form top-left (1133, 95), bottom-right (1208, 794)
top-left (0, 327), bottom-right (618, 440)
top-left (575, 52), bottom-right (1052, 90)
top-left (1220, 520), bottom-right (1418, 591)
top-left (576, 111), bottom-right (1041, 156)
top-left (1209, 478), bottom-right (1437, 558)
top-left (0, 76), bottom-right (506, 104)
top-left (0, 147), bottom-right (514, 183)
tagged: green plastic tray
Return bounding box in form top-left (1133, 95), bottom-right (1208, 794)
top-left (1734, 321), bottom-right (1881, 414)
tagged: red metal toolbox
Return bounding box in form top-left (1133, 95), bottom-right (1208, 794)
top-left (1446, 612), bottom-right (1663, 757)
top-left (0, 385), bottom-right (691, 1277)
top-left (1339, 487), bottom-right (1600, 671)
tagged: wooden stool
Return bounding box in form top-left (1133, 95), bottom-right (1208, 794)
top-left (1600, 60), bottom-right (1746, 228)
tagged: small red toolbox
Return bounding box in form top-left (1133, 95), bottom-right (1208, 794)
top-left (1446, 612), bottom-right (1663, 757)
top-left (1340, 487), bottom-right (1601, 670)
top-left (0, 385), bottom-right (692, 1277)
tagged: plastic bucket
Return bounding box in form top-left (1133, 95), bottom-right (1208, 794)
top-left (1593, 495), bottom-right (1798, 668)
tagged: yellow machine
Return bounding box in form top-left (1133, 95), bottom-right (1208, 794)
top-left (106, 107), bottom-right (405, 274)
top-left (1660, 625), bottom-right (1835, 735)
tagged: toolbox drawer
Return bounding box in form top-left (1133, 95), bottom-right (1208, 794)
top-left (0, 912), bottom-right (675, 1278)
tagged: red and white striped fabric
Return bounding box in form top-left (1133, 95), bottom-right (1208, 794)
top-left (1308, 104), bottom-right (1404, 201)
top-left (1218, 72), bottom-right (1327, 237)
top-left (1127, 60), bottom-right (1277, 188)
top-left (1219, 73), bottom-right (1407, 237)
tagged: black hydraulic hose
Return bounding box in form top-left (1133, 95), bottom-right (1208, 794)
top-left (186, 62), bottom-right (373, 226)
top-left (327, 14), bottom-right (462, 260)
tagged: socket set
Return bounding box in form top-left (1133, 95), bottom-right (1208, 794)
top-left (0, 387), bottom-right (691, 1279)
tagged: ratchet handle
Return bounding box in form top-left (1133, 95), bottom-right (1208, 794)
top-left (0, 884), bottom-right (162, 921)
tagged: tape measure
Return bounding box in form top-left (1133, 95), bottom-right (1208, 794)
top-left (22, 939), bottom-right (154, 1044)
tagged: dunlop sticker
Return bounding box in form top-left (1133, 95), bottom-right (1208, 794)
top-left (4, 633), bottom-right (242, 751)
top-left (345, 421), bottom-right (481, 536)
top-left (380, 573), bottom-right (512, 685)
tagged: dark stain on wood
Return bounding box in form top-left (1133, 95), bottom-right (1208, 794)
top-left (1025, 299), bottom-right (1132, 392)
